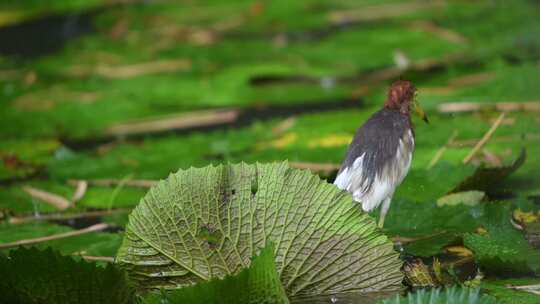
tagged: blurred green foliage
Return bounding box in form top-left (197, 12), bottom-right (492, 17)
top-left (0, 0), bottom-right (539, 302)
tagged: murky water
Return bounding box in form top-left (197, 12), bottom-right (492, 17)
top-left (290, 291), bottom-right (397, 304)
top-left (0, 10), bottom-right (96, 58)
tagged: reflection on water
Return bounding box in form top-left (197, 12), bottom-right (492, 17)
top-left (290, 291), bottom-right (398, 304)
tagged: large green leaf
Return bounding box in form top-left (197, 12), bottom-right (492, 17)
top-left (0, 247), bottom-right (134, 304)
top-left (117, 162), bottom-right (402, 298)
top-left (142, 244), bottom-right (289, 304)
top-left (379, 286), bottom-right (498, 304)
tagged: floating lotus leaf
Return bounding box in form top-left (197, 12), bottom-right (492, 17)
top-left (117, 162), bottom-right (402, 298)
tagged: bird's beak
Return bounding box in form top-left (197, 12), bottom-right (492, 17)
top-left (413, 93), bottom-right (429, 123)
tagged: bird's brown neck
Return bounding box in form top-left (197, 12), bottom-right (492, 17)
top-left (384, 80), bottom-right (415, 115)
top-left (384, 102), bottom-right (410, 115)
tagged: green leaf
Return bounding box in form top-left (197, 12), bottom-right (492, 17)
top-left (463, 203), bottom-right (540, 274)
top-left (379, 286), bottom-right (498, 304)
top-left (383, 199), bottom-right (480, 257)
top-left (142, 244), bottom-right (288, 304)
top-left (451, 149), bottom-right (526, 194)
top-left (395, 162), bottom-right (477, 203)
top-left (117, 162), bottom-right (402, 298)
top-left (481, 278), bottom-right (540, 304)
top-left (464, 226), bottom-right (540, 274)
top-left (383, 150), bottom-right (527, 257)
top-left (0, 247), bottom-right (134, 304)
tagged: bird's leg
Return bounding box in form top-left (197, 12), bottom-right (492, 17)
top-left (378, 196), bottom-right (393, 228)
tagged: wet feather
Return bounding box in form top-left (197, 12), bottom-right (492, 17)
top-left (334, 108), bottom-right (414, 211)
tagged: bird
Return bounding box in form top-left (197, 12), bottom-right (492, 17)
top-left (334, 80), bottom-right (428, 228)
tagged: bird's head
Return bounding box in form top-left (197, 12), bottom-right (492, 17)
top-left (384, 80), bottom-right (428, 123)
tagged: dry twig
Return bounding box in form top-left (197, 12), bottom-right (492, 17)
top-left (13, 86), bottom-right (100, 111)
top-left (78, 255), bottom-right (115, 263)
top-left (0, 223), bottom-right (109, 249)
top-left (391, 231), bottom-right (448, 244)
top-left (272, 117), bottom-right (297, 135)
top-left (289, 162), bottom-right (340, 174)
top-left (506, 284), bottom-right (540, 296)
top-left (448, 72), bottom-right (496, 87)
top-left (22, 186), bottom-right (72, 210)
top-left (448, 133), bottom-right (540, 148)
top-left (71, 180), bottom-right (88, 203)
top-left (68, 179), bottom-right (158, 189)
top-left (105, 108), bottom-right (240, 136)
top-left (506, 284), bottom-right (540, 290)
top-left (407, 21), bottom-right (468, 44)
top-left (7, 209), bottom-right (131, 225)
top-left (438, 101), bottom-right (540, 114)
top-left (66, 59), bottom-right (192, 79)
top-left (421, 72), bottom-right (496, 95)
top-left (463, 112), bottom-right (506, 164)
top-left (329, 1), bottom-right (445, 24)
top-left (428, 130), bottom-right (459, 169)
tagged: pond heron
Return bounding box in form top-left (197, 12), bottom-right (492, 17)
top-left (334, 80), bottom-right (428, 228)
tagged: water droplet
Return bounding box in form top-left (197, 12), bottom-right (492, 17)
top-left (320, 77), bottom-right (335, 90)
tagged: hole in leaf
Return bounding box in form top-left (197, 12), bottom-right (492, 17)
top-left (251, 181), bottom-right (258, 195)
